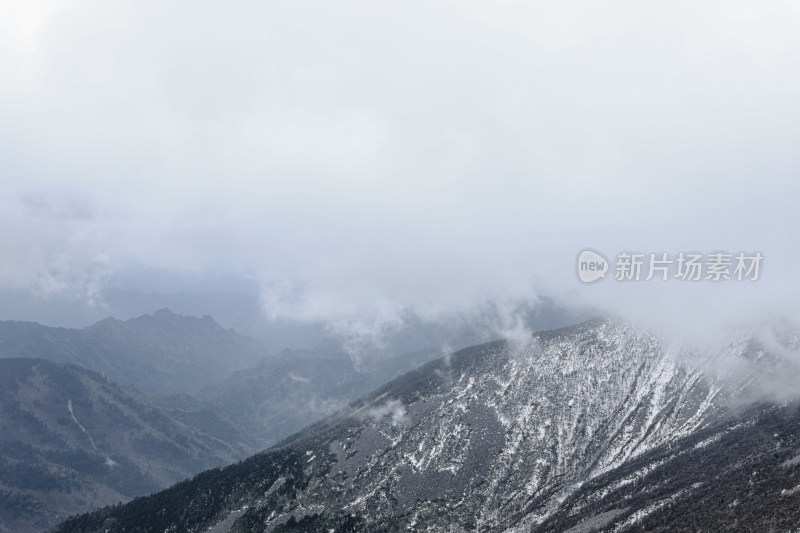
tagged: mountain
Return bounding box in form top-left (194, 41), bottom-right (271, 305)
top-left (534, 401), bottom-right (800, 532)
top-left (0, 358), bottom-right (256, 533)
top-left (209, 346), bottom-right (443, 447)
top-left (206, 297), bottom-right (589, 448)
top-left (52, 318), bottom-right (800, 532)
top-left (0, 309), bottom-right (267, 396)
top-left (0, 302), bottom-right (588, 447)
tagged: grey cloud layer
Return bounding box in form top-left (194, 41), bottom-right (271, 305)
top-left (1, 0), bottom-right (798, 331)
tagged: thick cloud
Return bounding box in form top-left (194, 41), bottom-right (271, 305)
top-left (1, 0), bottom-right (798, 335)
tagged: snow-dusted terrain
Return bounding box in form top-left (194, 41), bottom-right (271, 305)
top-left (54, 318), bottom-right (800, 532)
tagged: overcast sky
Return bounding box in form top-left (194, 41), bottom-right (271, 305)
top-left (1, 0), bottom-right (798, 336)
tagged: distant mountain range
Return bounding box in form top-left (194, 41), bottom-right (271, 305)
top-left (207, 345), bottom-right (443, 447)
top-left (0, 309), bottom-right (266, 396)
top-left (0, 358), bottom-right (252, 533)
top-left (50, 318), bottom-right (800, 532)
top-left (0, 310), bottom-right (271, 532)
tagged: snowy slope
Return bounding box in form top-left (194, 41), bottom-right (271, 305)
top-left (53, 318), bottom-right (800, 532)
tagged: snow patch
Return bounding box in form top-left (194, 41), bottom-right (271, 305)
top-left (67, 399), bottom-right (98, 451)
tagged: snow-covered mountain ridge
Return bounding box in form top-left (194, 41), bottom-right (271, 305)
top-left (54, 317), bottom-right (800, 532)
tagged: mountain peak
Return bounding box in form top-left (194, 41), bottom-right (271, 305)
top-left (126, 308), bottom-right (225, 331)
